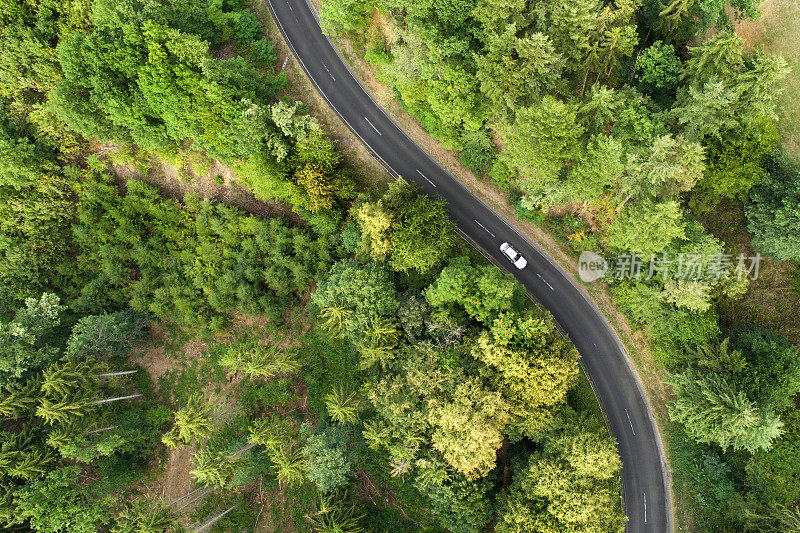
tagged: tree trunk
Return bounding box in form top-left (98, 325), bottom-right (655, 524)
top-left (99, 370), bottom-right (139, 378)
top-left (94, 393), bottom-right (142, 405)
top-left (191, 504), bottom-right (241, 532)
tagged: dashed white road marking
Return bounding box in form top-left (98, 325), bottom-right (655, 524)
top-left (536, 273), bottom-right (555, 291)
top-left (474, 219), bottom-right (495, 237)
top-left (644, 492), bottom-right (647, 523)
top-left (415, 169), bottom-right (437, 187)
top-left (364, 116), bottom-right (381, 135)
top-left (321, 61), bottom-right (336, 81)
top-left (625, 408), bottom-right (636, 435)
top-left (286, 1), bottom-right (292, 9)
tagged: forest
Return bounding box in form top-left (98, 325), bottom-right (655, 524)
top-left (0, 0), bottom-right (628, 531)
top-left (2, 0), bottom-right (800, 530)
top-left (318, 0), bottom-right (800, 529)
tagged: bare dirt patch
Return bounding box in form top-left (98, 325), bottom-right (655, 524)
top-left (96, 141), bottom-right (304, 223)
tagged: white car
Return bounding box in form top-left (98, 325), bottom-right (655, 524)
top-left (500, 242), bottom-right (527, 270)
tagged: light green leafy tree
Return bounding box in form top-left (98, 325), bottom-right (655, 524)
top-left (607, 200), bottom-right (686, 258)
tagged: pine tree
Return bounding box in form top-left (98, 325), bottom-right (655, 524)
top-left (272, 445), bottom-right (307, 488)
top-left (112, 497), bottom-right (185, 533)
top-left (325, 386), bottom-right (364, 424)
top-left (319, 305), bottom-right (351, 338)
top-left (162, 393), bottom-right (213, 449)
top-left (667, 368), bottom-right (783, 452)
top-left (190, 448), bottom-right (243, 489)
top-left (355, 317), bottom-right (399, 371)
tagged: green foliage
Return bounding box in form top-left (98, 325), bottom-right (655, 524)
top-left (674, 33), bottom-right (790, 141)
top-left (320, 0), bottom-right (376, 33)
top-left (340, 219), bottom-right (362, 253)
top-left (66, 310), bottom-right (149, 359)
top-left (620, 134), bottom-right (705, 203)
top-left (237, 378), bottom-right (292, 415)
top-left (53, 0), bottom-right (284, 158)
top-left (667, 367), bottom-right (783, 453)
top-left (747, 149), bottom-right (800, 261)
top-left (607, 200), bottom-right (686, 257)
top-left (229, 10), bottom-right (262, 44)
top-left (162, 392), bottom-right (214, 448)
top-left (191, 447), bottom-right (245, 489)
top-left (73, 173), bottom-right (330, 327)
top-left (0, 120), bottom-right (77, 310)
top-left (325, 386), bottom-right (364, 424)
top-left (489, 159), bottom-right (515, 191)
top-left (699, 118), bottom-right (778, 201)
top-left (303, 422), bottom-right (358, 492)
top-left (746, 407), bottom-right (800, 506)
top-left (496, 427), bottom-right (625, 533)
top-left (729, 325), bottom-right (800, 413)
top-left (429, 376), bottom-right (510, 479)
top-left (414, 466), bottom-right (493, 533)
top-left (634, 41), bottom-right (682, 105)
top-left (356, 316), bottom-right (400, 371)
top-left (458, 130), bottom-right (497, 172)
top-left (384, 184), bottom-right (456, 273)
top-left (220, 339), bottom-right (300, 379)
top-left (425, 256), bottom-right (515, 323)
top-left (111, 497), bottom-right (185, 533)
top-left (307, 492), bottom-right (366, 533)
top-left (473, 310), bottom-right (580, 436)
top-left (474, 28), bottom-right (563, 119)
top-left (503, 96), bottom-right (584, 196)
top-left (0, 293), bottom-right (65, 384)
top-left (311, 259), bottom-right (398, 337)
top-left (611, 282), bottom-right (721, 366)
top-left (15, 466), bottom-right (116, 533)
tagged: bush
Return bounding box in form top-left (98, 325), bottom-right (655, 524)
top-left (249, 38), bottom-right (277, 65)
top-left (230, 10), bottom-right (263, 44)
top-left (302, 423), bottom-right (358, 493)
top-left (340, 219), bottom-right (362, 253)
top-left (459, 130), bottom-right (497, 172)
top-left (634, 41), bottom-right (682, 105)
top-left (238, 378), bottom-right (293, 416)
top-left (490, 159), bottom-right (515, 191)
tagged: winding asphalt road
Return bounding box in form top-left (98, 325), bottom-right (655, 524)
top-left (266, 1), bottom-right (672, 530)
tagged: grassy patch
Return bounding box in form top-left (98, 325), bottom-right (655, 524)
top-left (736, 0), bottom-right (800, 156)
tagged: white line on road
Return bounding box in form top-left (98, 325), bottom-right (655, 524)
top-left (644, 492), bottom-right (647, 523)
top-left (286, 1), bottom-right (292, 9)
top-left (536, 273), bottom-right (555, 291)
top-left (320, 61), bottom-right (336, 81)
top-left (473, 219), bottom-right (495, 238)
top-left (294, 16), bottom-right (299, 23)
top-left (625, 409), bottom-right (636, 436)
top-left (364, 117), bottom-right (381, 135)
top-left (415, 169), bottom-right (437, 187)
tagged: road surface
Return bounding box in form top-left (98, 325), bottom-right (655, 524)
top-left (266, 1), bottom-right (672, 530)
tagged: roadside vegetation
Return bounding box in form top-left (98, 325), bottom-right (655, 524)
top-left (0, 0), bottom-right (625, 532)
top-left (318, 0), bottom-right (800, 529)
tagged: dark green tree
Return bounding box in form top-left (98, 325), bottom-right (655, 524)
top-left (746, 150), bottom-right (800, 261)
